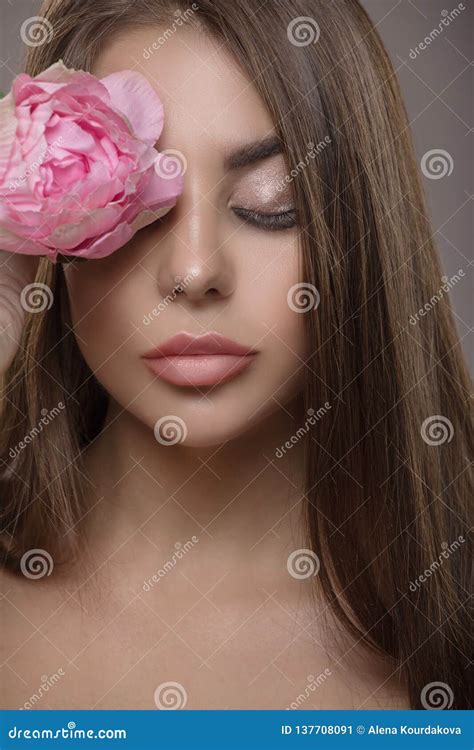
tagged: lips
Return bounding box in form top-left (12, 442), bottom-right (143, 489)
top-left (142, 332), bottom-right (258, 387)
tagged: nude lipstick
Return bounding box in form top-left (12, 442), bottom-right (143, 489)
top-left (142, 332), bottom-right (258, 387)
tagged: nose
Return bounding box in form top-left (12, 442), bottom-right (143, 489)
top-left (155, 187), bottom-right (235, 304)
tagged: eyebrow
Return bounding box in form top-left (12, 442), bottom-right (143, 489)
top-left (224, 135), bottom-right (283, 170)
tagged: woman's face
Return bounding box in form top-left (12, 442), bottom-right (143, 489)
top-left (65, 25), bottom-right (307, 447)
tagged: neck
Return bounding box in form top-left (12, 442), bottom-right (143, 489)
top-left (82, 395), bottom-right (308, 577)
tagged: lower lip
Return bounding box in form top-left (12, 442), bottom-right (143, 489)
top-left (144, 353), bottom-right (257, 387)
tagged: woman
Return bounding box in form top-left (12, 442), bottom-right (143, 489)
top-left (0, 0), bottom-right (471, 710)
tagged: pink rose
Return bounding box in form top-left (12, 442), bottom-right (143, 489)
top-left (0, 60), bottom-right (183, 261)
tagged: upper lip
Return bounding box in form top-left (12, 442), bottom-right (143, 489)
top-left (142, 332), bottom-right (257, 358)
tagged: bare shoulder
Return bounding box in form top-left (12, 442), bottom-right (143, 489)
top-left (0, 563), bottom-right (68, 709)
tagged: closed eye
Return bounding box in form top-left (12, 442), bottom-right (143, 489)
top-left (142, 207), bottom-right (298, 233)
top-left (232, 207), bottom-right (297, 230)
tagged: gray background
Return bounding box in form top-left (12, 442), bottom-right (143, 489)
top-left (0, 0), bottom-right (472, 370)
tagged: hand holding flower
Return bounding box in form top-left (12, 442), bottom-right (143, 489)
top-left (0, 60), bottom-right (184, 262)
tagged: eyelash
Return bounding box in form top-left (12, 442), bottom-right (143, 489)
top-left (232, 207), bottom-right (297, 231)
top-left (144, 207), bottom-right (298, 233)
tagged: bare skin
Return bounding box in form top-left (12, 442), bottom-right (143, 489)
top-left (0, 397), bottom-right (409, 709)
top-left (0, 26), bottom-right (409, 709)
top-left (0, 419), bottom-right (408, 709)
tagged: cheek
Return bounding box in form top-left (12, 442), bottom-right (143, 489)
top-left (64, 263), bottom-right (150, 372)
top-left (245, 238), bottom-right (307, 359)
top-left (64, 266), bottom-right (162, 438)
top-left (64, 231), bottom-right (157, 350)
top-left (233, 238), bottom-right (308, 415)
top-left (62, 234), bottom-right (308, 446)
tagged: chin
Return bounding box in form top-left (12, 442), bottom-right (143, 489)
top-left (150, 408), bottom-right (258, 449)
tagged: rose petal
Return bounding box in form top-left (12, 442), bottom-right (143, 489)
top-left (101, 70), bottom-right (164, 144)
top-left (48, 205), bottom-right (123, 250)
top-left (137, 166), bottom-right (184, 209)
top-left (0, 223), bottom-right (51, 256)
top-left (0, 60), bottom-right (185, 262)
top-left (74, 221), bottom-right (135, 260)
top-left (0, 94), bottom-right (17, 183)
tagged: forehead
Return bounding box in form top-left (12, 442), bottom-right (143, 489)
top-left (93, 25), bottom-right (275, 151)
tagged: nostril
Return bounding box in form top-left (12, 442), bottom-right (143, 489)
top-left (206, 288), bottom-right (219, 296)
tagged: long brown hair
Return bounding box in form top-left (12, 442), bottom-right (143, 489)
top-left (1, 0), bottom-right (472, 709)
